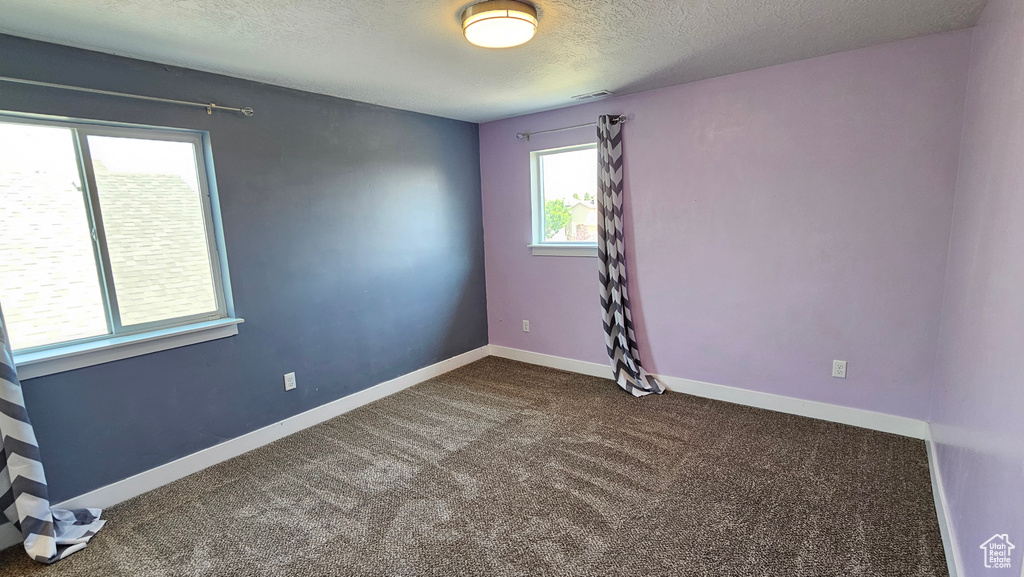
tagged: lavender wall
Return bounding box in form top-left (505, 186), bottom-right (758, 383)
top-left (930, 0), bottom-right (1024, 573)
top-left (480, 30), bottom-right (972, 420)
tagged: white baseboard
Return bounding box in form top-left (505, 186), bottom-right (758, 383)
top-left (657, 373), bottom-right (929, 439)
top-left (926, 434), bottom-right (962, 577)
top-left (487, 345), bottom-right (612, 380)
top-left (487, 345), bottom-right (929, 439)
top-left (0, 345), bottom-right (488, 551)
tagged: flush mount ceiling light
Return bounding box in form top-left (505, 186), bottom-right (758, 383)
top-left (462, 0), bottom-right (538, 49)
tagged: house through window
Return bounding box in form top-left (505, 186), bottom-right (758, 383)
top-left (529, 144), bottom-right (599, 256)
top-left (0, 114), bottom-right (230, 353)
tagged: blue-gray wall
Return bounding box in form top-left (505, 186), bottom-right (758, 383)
top-left (0, 34), bottom-right (488, 501)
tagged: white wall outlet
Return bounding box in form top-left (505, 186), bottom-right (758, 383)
top-left (284, 372), bottom-right (297, 391)
top-left (832, 360), bottom-right (847, 379)
top-left (522, 320), bottom-right (530, 332)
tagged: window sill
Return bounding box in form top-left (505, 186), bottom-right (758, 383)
top-left (13, 318), bottom-right (244, 380)
top-left (528, 243), bottom-right (598, 257)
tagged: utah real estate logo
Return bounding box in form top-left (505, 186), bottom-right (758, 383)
top-left (979, 534), bottom-right (1015, 570)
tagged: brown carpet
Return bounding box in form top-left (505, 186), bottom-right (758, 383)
top-left (0, 357), bottom-right (947, 576)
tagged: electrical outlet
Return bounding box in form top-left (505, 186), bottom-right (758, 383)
top-left (832, 360), bottom-right (847, 379)
top-left (522, 320), bottom-right (530, 332)
top-left (284, 372), bottom-right (297, 391)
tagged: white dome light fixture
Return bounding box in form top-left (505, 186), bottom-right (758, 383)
top-left (462, 0), bottom-right (538, 49)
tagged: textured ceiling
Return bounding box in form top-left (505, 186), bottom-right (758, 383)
top-left (0, 0), bottom-right (986, 122)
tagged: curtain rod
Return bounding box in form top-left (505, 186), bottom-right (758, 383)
top-left (516, 114), bottom-right (627, 141)
top-left (0, 75), bottom-right (255, 117)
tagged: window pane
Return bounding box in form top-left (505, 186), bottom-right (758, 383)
top-left (0, 122), bottom-right (110, 350)
top-left (87, 135), bottom-right (218, 326)
top-left (540, 148), bottom-right (598, 243)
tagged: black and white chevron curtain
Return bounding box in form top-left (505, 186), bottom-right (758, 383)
top-left (597, 115), bottom-right (665, 397)
top-left (0, 306), bottom-right (105, 563)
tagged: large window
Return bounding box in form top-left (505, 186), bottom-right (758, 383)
top-left (0, 114), bottom-right (232, 357)
top-left (529, 144), bottom-right (598, 257)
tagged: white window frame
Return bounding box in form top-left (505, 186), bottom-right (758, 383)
top-left (528, 143), bottom-right (599, 257)
top-left (1, 111), bottom-right (242, 379)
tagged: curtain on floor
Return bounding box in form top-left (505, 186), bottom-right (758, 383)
top-left (0, 305), bottom-right (105, 563)
top-left (597, 115), bottom-right (665, 397)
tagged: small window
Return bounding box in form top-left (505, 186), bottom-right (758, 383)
top-left (529, 144), bottom-right (598, 257)
top-left (0, 114), bottom-right (232, 354)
